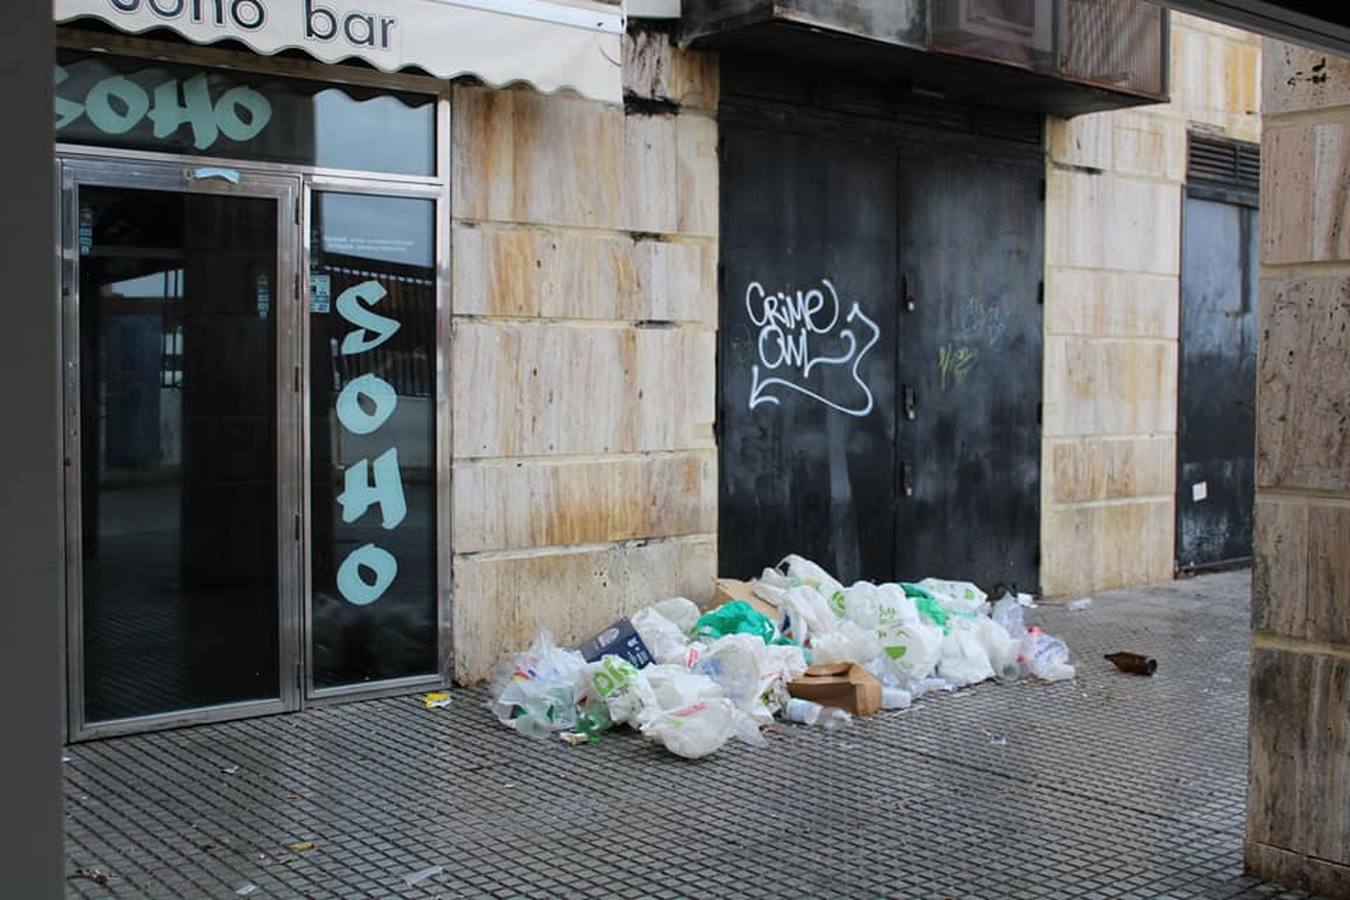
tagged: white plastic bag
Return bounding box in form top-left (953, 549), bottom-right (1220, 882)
top-left (489, 632), bottom-right (588, 738)
top-left (692, 634), bottom-right (766, 707)
top-left (582, 655), bottom-right (656, 727)
top-left (872, 586), bottom-right (944, 683)
top-left (809, 620), bottom-right (880, 666)
top-left (837, 581), bottom-right (883, 629)
top-left (631, 605), bottom-right (692, 666)
top-left (973, 616), bottom-right (1021, 682)
top-left (641, 664), bottom-right (723, 717)
top-left (937, 619), bottom-right (996, 687)
top-left (651, 597), bottom-right (700, 634)
top-left (641, 698), bottom-right (765, 759)
top-left (762, 554), bottom-right (846, 603)
top-left (917, 578), bottom-right (989, 615)
top-left (753, 583), bottom-right (835, 645)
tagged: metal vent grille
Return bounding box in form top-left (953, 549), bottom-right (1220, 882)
top-left (1059, 0), bottom-right (1165, 96)
top-left (1187, 135), bottom-right (1260, 191)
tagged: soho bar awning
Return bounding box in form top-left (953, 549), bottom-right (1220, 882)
top-left (54, 0), bottom-right (626, 104)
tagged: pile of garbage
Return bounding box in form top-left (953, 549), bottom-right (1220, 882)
top-left (489, 555), bottom-right (1075, 760)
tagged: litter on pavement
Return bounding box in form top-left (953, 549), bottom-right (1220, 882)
top-left (489, 555), bottom-right (1077, 760)
top-left (1105, 651), bottom-right (1157, 676)
top-left (422, 691), bottom-right (452, 709)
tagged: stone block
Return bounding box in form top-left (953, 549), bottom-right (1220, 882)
top-left (452, 224), bottom-right (715, 324)
top-left (1045, 269), bottom-right (1179, 339)
top-left (1040, 499), bottom-right (1173, 597)
top-left (452, 535), bottom-right (716, 681)
top-left (1048, 436), bottom-right (1175, 504)
top-left (452, 450), bottom-right (717, 553)
top-left (1169, 25), bottom-right (1261, 132)
top-left (1043, 336), bottom-right (1178, 438)
top-left (1247, 648), bottom-right (1350, 869)
top-left (1046, 169), bottom-right (1180, 275)
top-left (1252, 497), bottom-right (1309, 639)
top-left (1245, 840), bottom-right (1350, 897)
top-left (1307, 504), bottom-right (1350, 647)
top-left (452, 86), bottom-right (714, 236)
top-left (452, 320), bottom-right (715, 458)
top-left (623, 28), bottom-right (719, 112)
top-left (1262, 121), bottom-right (1350, 265)
top-left (1255, 275), bottom-right (1350, 493)
top-left (1263, 38), bottom-right (1350, 117)
top-left (1046, 110), bottom-right (1186, 183)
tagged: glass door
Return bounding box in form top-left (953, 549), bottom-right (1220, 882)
top-left (63, 159), bottom-right (301, 738)
top-left (305, 186), bottom-right (441, 696)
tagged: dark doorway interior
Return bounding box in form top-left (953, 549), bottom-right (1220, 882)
top-left (78, 185), bottom-right (281, 722)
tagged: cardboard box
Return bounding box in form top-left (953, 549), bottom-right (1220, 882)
top-left (711, 577), bottom-right (780, 622)
top-left (575, 617), bottom-right (653, 668)
top-left (786, 662), bottom-right (882, 717)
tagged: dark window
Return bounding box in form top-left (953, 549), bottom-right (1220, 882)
top-left (57, 50), bottom-right (436, 176)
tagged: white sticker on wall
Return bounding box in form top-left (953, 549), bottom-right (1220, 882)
top-left (1192, 481), bottom-right (1209, 503)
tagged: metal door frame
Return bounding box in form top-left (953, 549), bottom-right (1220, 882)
top-left (60, 155), bottom-right (303, 741)
top-left (55, 35), bottom-right (455, 740)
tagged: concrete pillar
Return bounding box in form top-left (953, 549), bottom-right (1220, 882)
top-left (0, 3), bottom-right (64, 897)
top-left (1247, 38), bottom-right (1350, 896)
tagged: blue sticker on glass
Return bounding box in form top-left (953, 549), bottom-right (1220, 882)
top-left (310, 273), bottom-right (331, 314)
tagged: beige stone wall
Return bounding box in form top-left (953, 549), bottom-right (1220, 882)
top-left (450, 30), bottom-right (720, 681)
top-left (1246, 38), bottom-right (1350, 896)
top-left (1040, 14), bottom-right (1261, 597)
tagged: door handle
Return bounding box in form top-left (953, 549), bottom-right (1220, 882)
top-left (901, 272), bottom-right (916, 312)
top-left (903, 385), bottom-right (916, 420)
top-left (900, 461), bottom-right (914, 498)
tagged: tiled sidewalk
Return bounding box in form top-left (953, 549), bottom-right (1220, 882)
top-left (64, 569), bottom-right (1322, 899)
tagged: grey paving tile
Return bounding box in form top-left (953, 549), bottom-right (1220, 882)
top-left (59, 569), bottom-right (1330, 899)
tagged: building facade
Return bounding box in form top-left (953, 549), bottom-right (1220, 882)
top-left (1043, 13), bottom-right (1262, 597)
top-left (52, 1), bottom-right (1264, 739)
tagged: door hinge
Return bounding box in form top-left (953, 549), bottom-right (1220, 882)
top-left (1036, 401), bottom-right (1043, 426)
top-left (900, 461), bottom-right (914, 498)
top-left (294, 365), bottom-right (301, 394)
top-left (1038, 178), bottom-right (1047, 202)
top-left (294, 271), bottom-right (301, 300)
top-left (293, 514), bottom-right (301, 542)
top-left (902, 385), bottom-right (916, 420)
top-left (294, 197), bottom-right (301, 224)
top-left (1037, 280), bottom-right (1044, 305)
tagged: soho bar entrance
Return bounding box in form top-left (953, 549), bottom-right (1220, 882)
top-left (57, 38), bottom-right (450, 740)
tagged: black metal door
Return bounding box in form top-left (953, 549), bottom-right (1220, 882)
top-left (1177, 189), bottom-right (1258, 569)
top-left (718, 123), bottom-right (899, 583)
top-left (892, 138), bottom-right (1045, 591)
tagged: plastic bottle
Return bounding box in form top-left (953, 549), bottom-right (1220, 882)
top-left (782, 698), bottom-right (852, 730)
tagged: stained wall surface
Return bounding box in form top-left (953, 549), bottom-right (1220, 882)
top-left (1042, 14), bottom-right (1261, 597)
top-left (1245, 37), bottom-right (1350, 896)
top-left (450, 30), bottom-right (720, 681)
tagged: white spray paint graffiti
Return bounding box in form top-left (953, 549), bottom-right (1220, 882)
top-left (745, 278), bottom-right (881, 417)
top-left (333, 279), bottom-right (406, 606)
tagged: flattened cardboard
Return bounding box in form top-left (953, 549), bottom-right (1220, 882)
top-left (711, 577), bottom-right (780, 622)
top-left (786, 662), bottom-right (882, 716)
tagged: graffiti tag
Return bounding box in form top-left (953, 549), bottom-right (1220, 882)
top-left (746, 278), bottom-right (881, 418)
